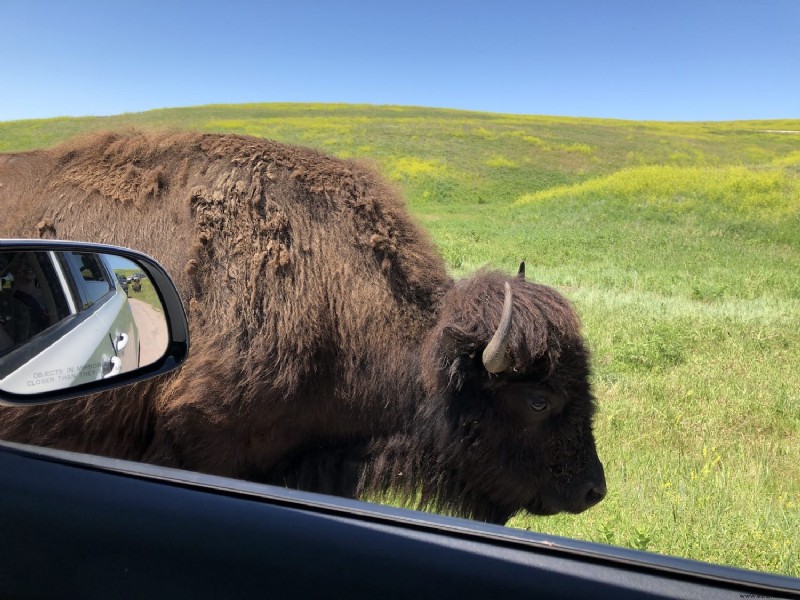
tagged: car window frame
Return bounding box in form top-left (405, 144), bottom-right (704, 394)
top-left (1, 439), bottom-right (798, 599)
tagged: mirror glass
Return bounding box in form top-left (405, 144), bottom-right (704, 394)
top-left (0, 250), bottom-right (168, 395)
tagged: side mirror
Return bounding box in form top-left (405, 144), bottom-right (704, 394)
top-left (0, 240), bottom-right (189, 405)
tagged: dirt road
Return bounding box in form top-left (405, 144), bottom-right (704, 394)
top-left (129, 298), bottom-right (168, 366)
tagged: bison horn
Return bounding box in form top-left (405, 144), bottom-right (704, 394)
top-left (482, 282), bottom-right (514, 374)
top-left (517, 261), bottom-right (526, 280)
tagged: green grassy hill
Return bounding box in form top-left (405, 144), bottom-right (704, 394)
top-left (2, 104), bottom-right (799, 575)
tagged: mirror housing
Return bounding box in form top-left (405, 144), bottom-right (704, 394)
top-left (0, 240), bottom-right (189, 406)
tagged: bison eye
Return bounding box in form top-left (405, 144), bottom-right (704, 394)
top-left (527, 397), bottom-right (550, 413)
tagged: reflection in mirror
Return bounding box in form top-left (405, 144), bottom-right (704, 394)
top-left (0, 250), bottom-right (168, 395)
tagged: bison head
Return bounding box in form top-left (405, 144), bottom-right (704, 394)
top-left (420, 265), bottom-right (606, 523)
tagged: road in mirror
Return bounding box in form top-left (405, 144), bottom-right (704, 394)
top-left (0, 250), bottom-right (168, 395)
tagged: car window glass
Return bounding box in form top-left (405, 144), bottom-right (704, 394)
top-left (0, 252), bottom-right (72, 356)
top-left (61, 252), bottom-right (114, 308)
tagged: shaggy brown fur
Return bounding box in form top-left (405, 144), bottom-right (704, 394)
top-left (0, 132), bottom-right (604, 524)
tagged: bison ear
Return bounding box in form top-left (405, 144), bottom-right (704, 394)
top-left (424, 325), bottom-right (477, 395)
top-left (440, 325), bottom-right (478, 359)
top-left (517, 261), bottom-right (526, 281)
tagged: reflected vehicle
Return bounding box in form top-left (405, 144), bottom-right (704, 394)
top-left (0, 248), bottom-right (168, 396)
top-left (116, 273), bottom-right (129, 296)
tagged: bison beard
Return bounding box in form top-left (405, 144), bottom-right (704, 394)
top-left (0, 131), bottom-right (605, 524)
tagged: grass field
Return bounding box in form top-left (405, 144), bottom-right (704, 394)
top-left (2, 104), bottom-right (798, 576)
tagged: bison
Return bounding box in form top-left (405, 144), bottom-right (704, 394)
top-left (0, 131), bottom-right (605, 524)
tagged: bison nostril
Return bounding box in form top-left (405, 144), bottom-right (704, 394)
top-left (585, 483), bottom-right (607, 507)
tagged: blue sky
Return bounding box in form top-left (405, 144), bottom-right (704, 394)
top-left (2, 0), bottom-right (798, 122)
